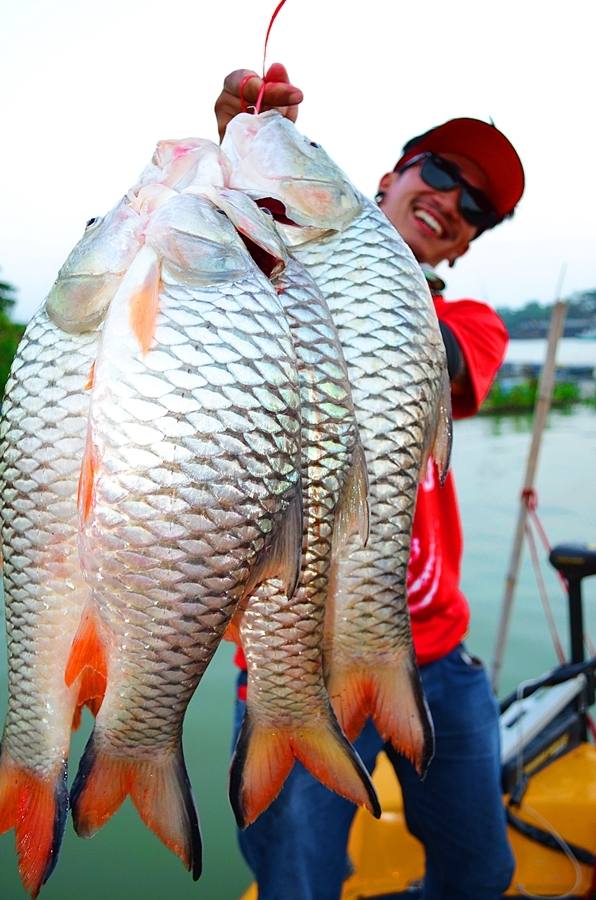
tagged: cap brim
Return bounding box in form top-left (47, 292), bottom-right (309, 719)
top-left (397, 118), bottom-right (524, 218)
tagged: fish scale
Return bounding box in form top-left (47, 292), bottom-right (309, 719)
top-left (292, 198), bottom-right (449, 765)
top-left (223, 108), bottom-right (449, 771)
top-left (81, 269), bottom-right (300, 753)
top-left (0, 311), bottom-right (98, 775)
top-left (229, 254), bottom-right (379, 828)
top-left (69, 193), bottom-right (303, 881)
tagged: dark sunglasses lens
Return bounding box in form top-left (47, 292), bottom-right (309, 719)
top-left (418, 155), bottom-right (497, 230)
top-left (420, 158), bottom-right (458, 192)
top-left (459, 189), bottom-right (495, 229)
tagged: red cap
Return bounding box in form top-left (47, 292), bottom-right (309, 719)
top-left (396, 117), bottom-right (525, 219)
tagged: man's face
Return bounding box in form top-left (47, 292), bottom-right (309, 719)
top-left (378, 153), bottom-right (490, 267)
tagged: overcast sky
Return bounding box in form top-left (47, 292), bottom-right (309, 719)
top-left (1, 0), bottom-right (594, 323)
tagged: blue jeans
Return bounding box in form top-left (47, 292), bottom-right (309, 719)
top-left (232, 644), bottom-right (514, 900)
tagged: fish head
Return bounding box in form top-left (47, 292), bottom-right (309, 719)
top-left (45, 198), bottom-right (146, 333)
top-left (222, 111), bottom-right (362, 235)
top-left (148, 137), bottom-right (231, 193)
top-left (145, 192), bottom-right (251, 285)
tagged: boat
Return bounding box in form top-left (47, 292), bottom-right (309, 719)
top-left (242, 542), bottom-right (596, 899)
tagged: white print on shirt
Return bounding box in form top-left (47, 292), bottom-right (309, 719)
top-left (406, 459), bottom-right (442, 613)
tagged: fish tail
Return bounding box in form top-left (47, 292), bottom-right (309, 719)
top-left (328, 658), bottom-right (435, 777)
top-left (229, 706), bottom-right (380, 828)
top-left (64, 608), bottom-right (107, 730)
top-left (0, 750), bottom-right (68, 897)
top-left (71, 733), bottom-right (202, 879)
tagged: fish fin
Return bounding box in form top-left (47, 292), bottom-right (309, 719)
top-left (77, 429), bottom-right (98, 526)
top-left (432, 368), bottom-right (452, 485)
top-left (64, 609), bottom-right (107, 728)
top-left (222, 617), bottom-right (241, 644)
top-left (84, 360), bottom-right (95, 391)
top-left (328, 659), bottom-right (434, 777)
top-left (229, 715), bottom-right (295, 828)
top-left (128, 253), bottom-right (161, 356)
top-left (243, 488), bottom-right (303, 601)
top-left (0, 751), bottom-right (68, 897)
top-left (71, 734), bottom-right (202, 879)
top-left (229, 706), bottom-right (380, 828)
top-left (332, 443), bottom-right (370, 556)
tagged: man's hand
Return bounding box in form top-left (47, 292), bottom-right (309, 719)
top-left (214, 63), bottom-right (303, 141)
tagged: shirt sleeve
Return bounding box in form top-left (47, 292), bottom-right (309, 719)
top-left (433, 296), bottom-right (509, 419)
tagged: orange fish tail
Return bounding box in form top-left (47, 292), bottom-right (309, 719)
top-left (329, 658), bottom-right (435, 776)
top-left (71, 733), bottom-right (201, 879)
top-left (229, 707), bottom-right (380, 829)
top-left (64, 608), bottom-right (108, 729)
top-left (0, 751), bottom-right (68, 897)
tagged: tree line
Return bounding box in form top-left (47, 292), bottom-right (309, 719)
top-left (0, 276), bottom-right (26, 398)
top-left (496, 288), bottom-right (596, 338)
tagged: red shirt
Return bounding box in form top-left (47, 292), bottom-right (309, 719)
top-left (408, 295), bottom-right (508, 664)
top-left (234, 295), bottom-right (508, 675)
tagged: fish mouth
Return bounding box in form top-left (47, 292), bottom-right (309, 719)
top-left (255, 198), bottom-right (298, 226)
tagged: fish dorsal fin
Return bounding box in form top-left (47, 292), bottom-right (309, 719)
top-left (332, 443), bottom-right (370, 557)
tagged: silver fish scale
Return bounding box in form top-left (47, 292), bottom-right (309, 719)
top-left (292, 201), bottom-right (445, 661)
top-left (239, 258), bottom-right (362, 724)
top-left (82, 271), bottom-right (301, 756)
top-left (0, 309), bottom-right (97, 774)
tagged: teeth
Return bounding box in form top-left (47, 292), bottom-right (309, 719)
top-left (414, 209), bottom-right (443, 236)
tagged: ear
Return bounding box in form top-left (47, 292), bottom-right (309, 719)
top-left (378, 172), bottom-right (398, 193)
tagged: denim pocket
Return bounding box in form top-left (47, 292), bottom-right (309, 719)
top-left (456, 644), bottom-right (485, 670)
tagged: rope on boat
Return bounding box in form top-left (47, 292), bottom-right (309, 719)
top-left (521, 488), bottom-right (596, 742)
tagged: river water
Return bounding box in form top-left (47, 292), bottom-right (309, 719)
top-left (1, 404), bottom-right (594, 900)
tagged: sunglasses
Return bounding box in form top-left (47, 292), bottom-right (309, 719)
top-left (396, 152), bottom-right (501, 233)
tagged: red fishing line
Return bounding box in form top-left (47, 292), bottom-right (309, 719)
top-left (239, 73), bottom-right (257, 113)
top-left (254, 0), bottom-right (289, 114)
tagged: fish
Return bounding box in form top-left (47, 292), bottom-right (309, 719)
top-left (0, 138), bottom-right (235, 895)
top-left (208, 190), bottom-right (378, 826)
top-left (222, 111), bottom-right (452, 775)
top-left (0, 183), bottom-right (157, 897)
top-left (69, 189), bottom-right (303, 879)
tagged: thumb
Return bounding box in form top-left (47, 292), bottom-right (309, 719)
top-left (264, 62), bottom-right (291, 83)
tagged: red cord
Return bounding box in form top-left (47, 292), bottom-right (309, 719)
top-left (238, 0), bottom-right (289, 114)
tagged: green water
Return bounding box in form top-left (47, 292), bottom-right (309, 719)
top-left (1, 405), bottom-right (594, 900)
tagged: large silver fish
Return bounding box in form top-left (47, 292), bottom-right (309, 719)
top-left (69, 189), bottom-right (303, 879)
top-left (0, 192), bottom-right (151, 898)
top-left (0, 138), bottom-right (238, 895)
top-left (223, 111), bottom-right (452, 775)
top-left (207, 190), bottom-right (378, 826)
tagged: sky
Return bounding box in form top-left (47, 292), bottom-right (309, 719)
top-left (1, 0), bottom-right (594, 323)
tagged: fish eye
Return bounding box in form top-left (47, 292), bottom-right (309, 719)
top-left (308, 141), bottom-right (320, 149)
top-left (85, 216), bottom-right (101, 229)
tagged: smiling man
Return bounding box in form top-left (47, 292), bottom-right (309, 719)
top-left (216, 70), bottom-right (525, 900)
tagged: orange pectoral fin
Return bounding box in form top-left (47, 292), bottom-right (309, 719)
top-left (0, 753), bottom-right (68, 897)
top-left (65, 609), bottom-right (107, 727)
top-left (84, 360), bottom-right (96, 391)
top-left (77, 429), bottom-right (98, 526)
top-left (129, 254), bottom-right (161, 355)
